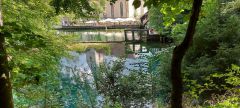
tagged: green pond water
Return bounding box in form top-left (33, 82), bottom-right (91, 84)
top-left (59, 29), bottom-right (171, 108)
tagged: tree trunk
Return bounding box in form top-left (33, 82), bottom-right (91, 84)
top-left (170, 0), bottom-right (203, 108)
top-left (0, 0), bottom-right (14, 107)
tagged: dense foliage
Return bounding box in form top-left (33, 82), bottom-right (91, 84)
top-left (183, 0), bottom-right (240, 106)
top-left (51, 0), bottom-right (107, 18)
top-left (148, 0), bottom-right (240, 107)
top-left (94, 60), bottom-right (153, 107)
top-left (1, 0), bottom-right (68, 107)
top-left (0, 0), bottom-right (239, 107)
top-left (0, 0), bottom-right (110, 106)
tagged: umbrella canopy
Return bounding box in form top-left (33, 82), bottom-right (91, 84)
top-left (99, 18), bottom-right (138, 22)
top-left (86, 21), bottom-right (96, 24)
top-left (104, 18), bottom-right (115, 22)
top-left (115, 18), bottom-right (125, 22)
top-left (85, 20), bottom-right (97, 23)
top-left (99, 20), bottom-right (106, 23)
top-left (126, 18), bottom-right (136, 21)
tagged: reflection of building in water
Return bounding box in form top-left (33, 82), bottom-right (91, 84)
top-left (102, 0), bottom-right (147, 18)
top-left (126, 43), bottom-right (162, 55)
top-left (86, 48), bottom-right (104, 70)
top-left (60, 42), bottom-right (163, 107)
top-left (110, 43), bottom-right (125, 57)
top-left (61, 43), bottom-right (159, 77)
top-left (85, 43), bottom-right (126, 69)
top-left (84, 43), bottom-right (151, 74)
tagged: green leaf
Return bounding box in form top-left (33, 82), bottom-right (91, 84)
top-left (133, 0), bottom-right (141, 9)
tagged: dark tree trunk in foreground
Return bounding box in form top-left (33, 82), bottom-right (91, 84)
top-left (170, 0), bottom-right (203, 108)
top-left (0, 0), bottom-right (14, 107)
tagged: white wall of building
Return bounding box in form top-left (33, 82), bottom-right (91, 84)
top-left (103, 0), bottom-right (148, 19)
top-left (128, 0), bottom-right (148, 18)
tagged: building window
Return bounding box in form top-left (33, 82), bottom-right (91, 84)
top-left (111, 4), bottom-right (114, 18)
top-left (120, 2), bottom-right (123, 17)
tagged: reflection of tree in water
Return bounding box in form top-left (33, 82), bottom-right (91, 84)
top-left (59, 44), bottom-right (167, 107)
top-left (94, 59), bottom-right (160, 108)
top-left (79, 34), bottom-right (83, 40)
top-left (60, 59), bottom-right (162, 107)
top-left (60, 65), bottom-right (97, 108)
top-left (112, 32), bottom-right (116, 41)
top-left (105, 36), bottom-right (108, 41)
top-left (96, 32), bottom-right (102, 41)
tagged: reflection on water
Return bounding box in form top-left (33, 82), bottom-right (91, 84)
top-left (59, 29), bottom-right (149, 42)
top-left (59, 30), bottom-right (125, 42)
top-left (59, 30), bottom-right (170, 108)
top-left (61, 43), bottom-right (164, 76)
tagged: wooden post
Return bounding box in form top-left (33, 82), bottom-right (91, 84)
top-left (132, 43), bottom-right (135, 52)
top-left (124, 30), bottom-right (128, 41)
top-left (146, 29), bottom-right (149, 42)
top-left (132, 30), bottom-right (135, 41)
top-left (160, 36), bottom-right (163, 43)
top-left (139, 31), bottom-right (143, 42)
top-left (140, 34), bottom-right (142, 42)
top-left (140, 44), bottom-right (142, 53)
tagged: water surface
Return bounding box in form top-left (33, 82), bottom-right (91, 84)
top-left (59, 30), bottom-right (170, 108)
